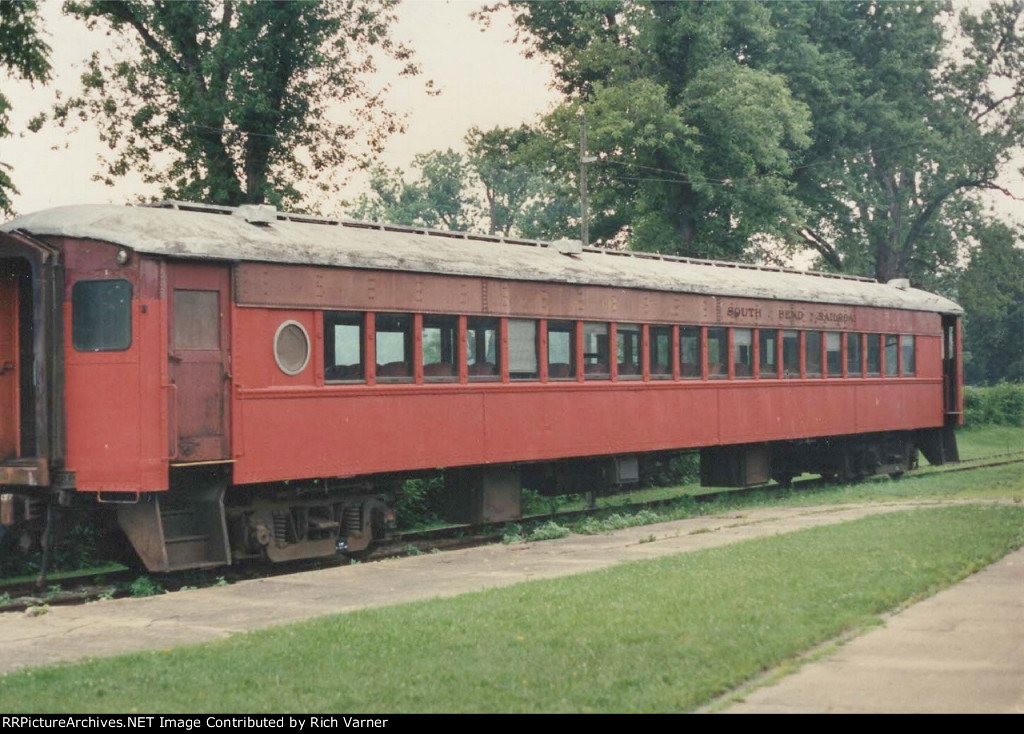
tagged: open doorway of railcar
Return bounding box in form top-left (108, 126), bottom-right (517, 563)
top-left (0, 253), bottom-right (45, 558)
top-left (0, 257), bottom-right (36, 462)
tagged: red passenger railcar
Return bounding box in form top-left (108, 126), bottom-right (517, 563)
top-left (0, 202), bottom-right (963, 571)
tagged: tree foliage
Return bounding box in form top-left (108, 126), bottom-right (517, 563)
top-left (488, 1), bottom-right (812, 260)
top-left (349, 125), bottom-right (553, 237)
top-left (350, 149), bottom-right (476, 231)
top-left (56, 0), bottom-right (422, 208)
top-left (0, 0), bottom-right (51, 216)
top-left (466, 125), bottom-right (549, 236)
top-left (481, 0), bottom-right (1024, 280)
top-left (772, 0), bottom-right (1024, 285)
top-left (958, 219), bottom-right (1024, 385)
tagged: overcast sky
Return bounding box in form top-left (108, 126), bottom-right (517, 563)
top-left (2, 0), bottom-right (558, 216)
top-left (3, 0), bottom-right (1020, 228)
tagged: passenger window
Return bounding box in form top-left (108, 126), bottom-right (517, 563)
top-left (376, 313), bottom-right (413, 381)
top-left (825, 332), bottom-right (842, 377)
top-left (782, 330), bottom-right (800, 378)
top-left (617, 324), bottom-right (641, 378)
top-left (805, 331), bottom-right (822, 377)
top-left (885, 334), bottom-right (899, 376)
top-left (680, 326), bottom-right (701, 379)
top-left (547, 320), bottom-right (576, 380)
top-left (733, 329), bottom-right (753, 378)
top-left (583, 322), bottom-right (610, 379)
top-left (649, 326), bottom-right (673, 379)
top-left (759, 329), bottom-right (778, 378)
top-left (847, 333), bottom-right (862, 377)
top-left (467, 317), bottom-right (499, 380)
top-left (508, 319), bottom-right (539, 380)
top-left (423, 315), bottom-right (457, 381)
top-left (324, 312), bottom-right (364, 381)
top-left (867, 334), bottom-right (881, 376)
top-left (707, 327), bottom-right (728, 379)
top-left (72, 279), bottom-right (132, 352)
top-left (902, 335), bottom-right (915, 376)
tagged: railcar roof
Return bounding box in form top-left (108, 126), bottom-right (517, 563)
top-left (2, 203), bottom-right (962, 315)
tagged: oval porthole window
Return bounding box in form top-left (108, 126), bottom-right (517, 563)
top-left (274, 321), bottom-right (310, 376)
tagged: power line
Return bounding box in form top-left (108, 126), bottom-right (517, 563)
top-left (604, 175), bottom-right (728, 187)
top-left (590, 136), bottom-right (965, 190)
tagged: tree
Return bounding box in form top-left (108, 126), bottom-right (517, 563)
top-left (959, 219), bottom-right (1024, 385)
top-left (349, 150), bottom-right (477, 231)
top-left (0, 0), bottom-right (50, 216)
top-left (772, 0), bottom-right (1024, 285)
top-left (349, 126), bottom-right (556, 237)
top-left (465, 125), bottom-right (548, 236)
top-left (484, 1), bottom-right (813, 260)
top-left (483, 1), bottom-right (1024, 278)
top-left (56, 1), bottom-right (422, 208)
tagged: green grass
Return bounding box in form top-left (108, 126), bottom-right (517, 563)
top-left (500, 432), bottom-right (1024, 546)
top-left (583, 455), bottom-right (1022, 535)
top-left (2, 504), bottom-right (1022, 713)
top-left (0, 563), bottom-right (127, 587)
top-left (955, 424), bottom-right (1024, 460)
top-left (604, 425), bottom-right (1024, 512)
top-left (408, 426), bottom-right (1024, 535)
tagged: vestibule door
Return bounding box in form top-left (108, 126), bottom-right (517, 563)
top-left (166, 263), bottom-right (231, 462)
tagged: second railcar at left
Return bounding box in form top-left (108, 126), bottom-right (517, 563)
top-left (0, 204), bottom-right (398, 572)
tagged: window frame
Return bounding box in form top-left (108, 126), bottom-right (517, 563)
top-left (422, 314), bottom-right (458, 382)
top-left (846, 332), bottom-right (863, 378)
top-left (782, 330), bottom-right (800, 379)
top-left (901, 334), bottom-right (916, 377)
top-left (374, 312), bottom-right (414, 382)
top-left (617, 323), bottom-right (642, 380)
top-left (649, 325), bottom-right (673, 380)
top-left (706, 326), bottom-right (729, 380)
top-left (867, 333), bottom-right (882, 377)
top-left (758, 329), bottom-right (779, 379)
top-left (546, 320), bottom-right (576, 381)
top-left (323, 311), bottom-right (365, 383)
top-left (679, 326), bottom-right (702, 379)
top-left (732, 328), bottom-right (753, 379)
top-left (508, 318), bottom-right (540, 381)
top-left (804, 331), bottom-right (823, 378)
top-left (884, 334), bottom-right (900, 377)
top-left (273, 320), bottom-right (311, 376)
top-left (582, 321), bottom-right (610, 380)
top-left (71, 278), bottom-right (133, 353)
top-left (172, 289), bottom-right (220, 351)
top-left (466, 316), bottom-right (500, 381)
top-left (825, 332), bottom-right (842, 378)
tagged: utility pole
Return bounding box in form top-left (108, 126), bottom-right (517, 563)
top-left (580, 109), bottom-right (597, 248)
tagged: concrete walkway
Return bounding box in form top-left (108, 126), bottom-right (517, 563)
top-left (1, 500), bottom-right (1021, 713)
top-left (724, 543), bottom-right (1024, 714)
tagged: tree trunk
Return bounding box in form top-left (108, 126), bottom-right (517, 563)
top-left (874, 239), bottom-right (900, 283)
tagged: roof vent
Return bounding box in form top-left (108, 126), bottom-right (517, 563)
top-left (551, 238), bottom-right (583, 255)
top-left (887, 278), bottom-right (911, 290)
top-left (233, 204), bottom-right (277, 226)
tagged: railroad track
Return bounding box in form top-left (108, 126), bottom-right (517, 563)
top-left (3, 452), bottom-right (1021, 612)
